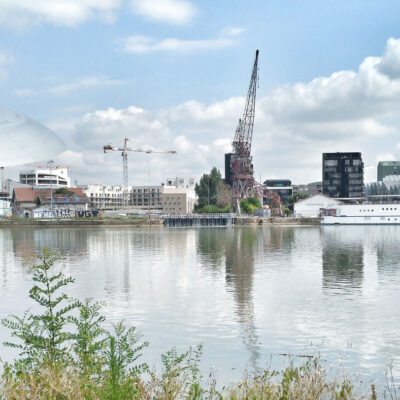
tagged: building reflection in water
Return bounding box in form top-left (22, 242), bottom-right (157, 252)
top-left (225, 228), bottom-right (261, 372)
top-left (11, 228), bottom-right (89, 260)
top-left (322, 228), bottom-right (364, 291)
top-left (197, 227), bottom-right (261, 372)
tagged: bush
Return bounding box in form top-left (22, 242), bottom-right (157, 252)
top-left (240, 197), bottom-right (261, 214)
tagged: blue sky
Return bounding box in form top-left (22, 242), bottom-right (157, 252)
top-left (1, 0), bottom-right (400, 185)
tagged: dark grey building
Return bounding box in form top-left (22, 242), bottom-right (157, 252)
top-left (322, 152), bottom-right (364, 198)
top-left (377, 161), bottom-right (400, 181)
top-left (263, 179), bottom-right (293, 204)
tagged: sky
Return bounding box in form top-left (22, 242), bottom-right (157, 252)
top-left (1, 0), bottom-right (400, 185)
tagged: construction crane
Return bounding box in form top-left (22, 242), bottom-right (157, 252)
top-left (225, 50), bottom-right (282, 215)
top-left (103, 138), bottom-right (177, 206)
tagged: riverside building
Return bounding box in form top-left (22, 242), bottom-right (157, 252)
top-left (19, 166), bottom-right (71, 188)
top-left (322, 152), bottom-right (364, 198)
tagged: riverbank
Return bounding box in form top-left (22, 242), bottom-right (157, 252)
top-left (236, 216), bottom-right (321, 225)
top-left (0, 216), bottom-right (321, 227)
top-left (0, 217), bottom-right (164, 227)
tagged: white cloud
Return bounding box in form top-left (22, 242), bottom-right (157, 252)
top-left (131, 0), bottom-right (196, 25)
top-left (49, 37), bottom-right (400, 186)
top-left (14, 76), bottom-right (125, 96)
top-left (0, 50), bottom-right (14, 79)
top-left (120, 29), bottom-right (242, 53)
top-left (0, 0), bottom-right (120, 28)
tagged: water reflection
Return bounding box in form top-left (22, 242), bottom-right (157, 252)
top-left (225, 228), bottom-right (260, 371)
top-left (2, 225), bottom-right (400, 385)
top-left (198, 227), bottom-right (261, 371)
top-left (11, 227), bottom-right (89, 259)
top-left (322, 228), bottom-right (364, 291)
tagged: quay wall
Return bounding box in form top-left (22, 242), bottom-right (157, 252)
top-left (0, 216), bottom-right (320, 227)
top-left (0, 218), bottom-right (163, 227)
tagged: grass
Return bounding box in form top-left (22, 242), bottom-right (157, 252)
top-left (0, 249), bottom-right (398, 400)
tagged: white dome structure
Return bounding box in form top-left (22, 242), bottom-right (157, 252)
top-left (0, 108), bottom-right (65, 166)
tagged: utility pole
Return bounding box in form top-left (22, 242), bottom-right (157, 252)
top-left (47, 160), bottom-right (54, 217)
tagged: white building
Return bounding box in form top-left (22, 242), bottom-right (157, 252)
top-left (80, 184), bottom-right (125, 209)
top-left (81, 184), bottom-right (164, 210)
top-left (294, 194), bottom-right (341, 218)
top-left (19, 167), bottom-right (71, 188)
top-left (166, 177), bottom-right (195, 189)
top-left (162, 186), bottom-right (196, 214)
top-left (82, 177), bottom-right (197, 212)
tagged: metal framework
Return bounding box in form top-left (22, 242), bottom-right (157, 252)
top-left (229, 50), bottom-right (282, 215)
top-left (103, 138), bottom-right (177, 206)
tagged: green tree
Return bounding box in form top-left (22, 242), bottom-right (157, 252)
top-left (240, 197), bottom-right (261, 214)
top-left (2, 249), bottom-right (80, 370)
top-left (288, 192), bottom-right (309, 205)
top-left (194, 167), bottom-right (223, 209)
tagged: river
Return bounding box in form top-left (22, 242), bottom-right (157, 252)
top-left (0, 225), bottom-right (399, 386)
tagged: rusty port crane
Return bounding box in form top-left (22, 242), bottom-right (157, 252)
top-left (225, 50), bottom-right (282, 215)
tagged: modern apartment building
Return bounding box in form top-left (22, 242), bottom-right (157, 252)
top-left (263, 179), bottom-right (293, 205)
top-left (80, 184), bottom-right (125, 209)
top-left (131, 185), bottom-right (163, 210)
top-left (19, 167), bottom-right (70, 188)
top-left (377, 161), bottom-right (400, 181)
top-left (322, 152), bottom-right (364, 198)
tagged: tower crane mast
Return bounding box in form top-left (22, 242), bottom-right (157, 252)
top-left (103, 138), bottom-right (177, 206)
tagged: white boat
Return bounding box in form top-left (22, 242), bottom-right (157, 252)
top-left (321, 203), bottom-right (400, 225)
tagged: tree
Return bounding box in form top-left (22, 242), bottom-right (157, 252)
top-left (216, 182), bottom-right (232, 208)
top-left (288, 192), bottom-right (308, 205)
top-left (240, 197), bottom-right (261, 214)
top-left (2, 249), bottom-right (80, 370)
top-left (195, 167), bottom-right (223, 210)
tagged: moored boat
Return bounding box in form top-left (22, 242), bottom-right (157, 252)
top-left (321, 203), bottom-right (400, 224)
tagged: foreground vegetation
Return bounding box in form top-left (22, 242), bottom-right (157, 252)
top-left (0, 250), bottom-right (397, 399)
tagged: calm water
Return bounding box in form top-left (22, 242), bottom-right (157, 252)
top-left (0, 225), bottom-right (400, 386)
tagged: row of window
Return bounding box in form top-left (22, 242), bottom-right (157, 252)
top-left (359, 207), bottom-right (398, 212)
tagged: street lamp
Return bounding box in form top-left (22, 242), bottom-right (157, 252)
top-left (207, 175), bottom-right (210, 206)
top-left (47, 160), bottom-right (54, 218)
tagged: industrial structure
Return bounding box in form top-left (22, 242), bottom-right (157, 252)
top-left (103, 138), bottom-right (177, 206)
top-left (225, 50), bottom-right (282, 215)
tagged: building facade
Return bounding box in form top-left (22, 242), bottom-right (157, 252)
top-left (378, 161), bottom-right (400, 181)
top-left (162, 187), bottom-right (196, 214)
top-left (131, 185), bottom-right (163, 210)
top-left (294, 194), bottom-right (341, 218)
top-left (322, 152), bottom-right (364, 198)
top-left (263, 179), bottom-right (293, 205)
top-left (12, 187), bottom-right (90, 218)
top-left (19, 167), bottom-right (71, 188)
top-left (80, 184), bottom-right (125, 209)
top-left (292, 182), bottom-right (322, 196)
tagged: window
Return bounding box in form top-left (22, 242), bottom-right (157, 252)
top-left (324, 160), bottom-right (338, 167)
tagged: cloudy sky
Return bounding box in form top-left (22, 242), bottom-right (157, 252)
top-left (1, 0), bottom-right (400, 185)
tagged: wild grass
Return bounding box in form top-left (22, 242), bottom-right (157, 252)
top-left (0, 249), bottom-right (398, 399)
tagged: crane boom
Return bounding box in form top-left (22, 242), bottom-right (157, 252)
top-left (233, 49), bottom-right (259, 156)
